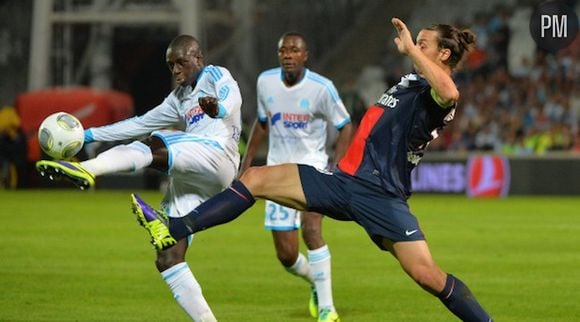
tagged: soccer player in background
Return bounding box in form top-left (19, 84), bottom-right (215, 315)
top-left (133, 18), bottom-right (493, 321)
top-left (240, 32), bottom-right (353, 321)
top-left (37, 35), bottom-right (243, 322)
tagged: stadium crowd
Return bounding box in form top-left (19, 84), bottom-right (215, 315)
top-left (376, 5), bottom-right (579, 156)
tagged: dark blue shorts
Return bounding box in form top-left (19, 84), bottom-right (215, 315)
top-left (298, 165), bottom-right (425, 250)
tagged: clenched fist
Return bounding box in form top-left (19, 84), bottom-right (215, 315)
top-left (198, 96), bottom-right (219, 118)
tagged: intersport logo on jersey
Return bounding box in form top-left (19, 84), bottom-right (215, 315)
top-left (270, 112), bottom-right (310, 129)
top-left (466, 155), bottom-right (510, 198)
top-left (186, 106), bottom-right (205, 125)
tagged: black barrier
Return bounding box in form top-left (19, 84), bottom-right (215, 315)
top-left (412, 153), bottom-right (580, 196)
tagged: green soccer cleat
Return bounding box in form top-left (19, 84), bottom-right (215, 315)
top-left (36, 160), bottom-right (95, 190)
top-left (130, 193), bottom-right (177, 250)
top-left (318, 308), bottom-right (340, 322)
top-left (309, 286), bottom-right (319, 318)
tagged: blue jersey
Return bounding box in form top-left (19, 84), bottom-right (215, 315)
top-left (338, 73), bottom-right (455, 199)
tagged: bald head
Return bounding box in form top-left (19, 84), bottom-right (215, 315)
top-left (168, 35), bottom-right (203, 59)
top-left (166, 35), bottom-right (205, 86)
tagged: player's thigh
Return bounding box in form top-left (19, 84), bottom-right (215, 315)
top-left (159, 133), bottom-right (237, 217)
top-left (241, 164), bottom-right (306, 210)
top-left (169, 139), bottom-right (236, 188)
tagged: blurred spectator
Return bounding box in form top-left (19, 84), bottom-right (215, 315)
top-left (340, 79), bottom-right (367, 131)
top-left (355, 65), bottom-right (387, 107)
top-left (0, 106), bottom-right (27, 188)
top-left (487, 5), bottom-right (511, 70)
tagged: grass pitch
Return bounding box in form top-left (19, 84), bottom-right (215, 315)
top-left (1, 190), bottom-right (579, 321)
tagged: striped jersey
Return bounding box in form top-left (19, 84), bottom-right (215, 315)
top-left (85, 65), bottom-right (243, 164)
top-left (338, 73), bottom-right (455, 199)
top-left (256, 67), bottom-right (351, 169)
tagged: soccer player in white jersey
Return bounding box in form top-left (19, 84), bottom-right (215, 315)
top-left (240, 32), bottom-right (353, 322)
top-left (36, 35), bottom-right (242, 322)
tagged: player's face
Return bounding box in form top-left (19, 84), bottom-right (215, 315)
top-left (277, 36), bottom-right (308, 75)
top-left (414, 29), bottom-right (451, 73)
top-left (166, 44), bottom-right (203, 87)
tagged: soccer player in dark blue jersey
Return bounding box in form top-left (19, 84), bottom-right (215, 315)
top-left (132, 18), bottom-right (492, 322)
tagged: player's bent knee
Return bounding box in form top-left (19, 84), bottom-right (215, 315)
top-left (407, 265), bottom-right (445, 293)
top-left (239, 166), bottom-right (266, 192)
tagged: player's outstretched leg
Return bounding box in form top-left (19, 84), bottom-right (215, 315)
top-left (36, 160), bottom-right (95, 190)
top-left (131, 193), bottom-right (176, 250)
top-left (132, 180), bottom-right (255, 249)
top-left (438, 274), bottom-right (493, 322)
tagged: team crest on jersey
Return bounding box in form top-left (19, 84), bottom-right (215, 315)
top-left (186, 106), bottom-right (205, 125)
top-left (269, 112), bottom-right (310, 129)
top-left (407, 151), bottom-right (423, 165)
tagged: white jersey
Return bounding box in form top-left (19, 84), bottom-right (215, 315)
top-left (86, 65), bottom-right (242, 218)
top-left (87, 65), bottom-right (242, 167)
top-left (257, 68), bottom-right (351, 169)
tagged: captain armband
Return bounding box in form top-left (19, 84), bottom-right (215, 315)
top-left (430, 88), bottom-right (455, 108)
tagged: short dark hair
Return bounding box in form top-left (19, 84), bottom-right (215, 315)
top-left (279, 31), bottom-right (308, 50)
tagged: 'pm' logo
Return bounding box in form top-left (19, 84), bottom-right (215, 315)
top-left (541, 14), bottom-right (568, 37)
top-left (529, 1), bottom-right (578, 53)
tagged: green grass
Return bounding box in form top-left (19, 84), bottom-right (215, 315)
top-left (1, 190), bottom-right (579, 321)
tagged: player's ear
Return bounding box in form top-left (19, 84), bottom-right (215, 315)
top-left (304, 50), bottom-right (309, 62)
top-left (439, 48), bottom-right (451, 63)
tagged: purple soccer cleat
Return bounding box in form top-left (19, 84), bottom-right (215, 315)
top-left (130, 193), bottom-right (177, 250)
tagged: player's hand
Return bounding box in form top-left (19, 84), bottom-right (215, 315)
top-left (392, 17), bottom-right (414, 55)
top-left (199, 96), bottom-right (219, 118)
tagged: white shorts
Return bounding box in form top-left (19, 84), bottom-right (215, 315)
top-left (152, 130), bottom-right (238, 218)
top-left (264, 200), bottom-right (301, 231)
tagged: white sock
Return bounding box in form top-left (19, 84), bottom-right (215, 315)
top-left (161, 262), bottom-right (216, 322)
top-left (308, 245), bottom-right (335, 312)
top-left (80, 141), bottom-right (153, 176)
top-left (285, 252), bottom-right (314, 284)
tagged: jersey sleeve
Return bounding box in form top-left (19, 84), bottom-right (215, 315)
top-left (211, 66), bottom-right (242, 119)
top-left (86, 94), bottom-right (180, 142)
top-left (321, 81), bottom-right (351, 129)
top-left (422, 86), bottom-right (456, 128)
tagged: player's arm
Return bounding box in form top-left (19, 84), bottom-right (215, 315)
top-left (85, 95), bottom-right (180, 143)
top-left (200, 67), bottom-right (242, 118)
top-left (333, 121), bottom-right (353, 163)
top-left (391, 17), bottom-right (459, 107)
top-left (323, 80), bottom-right (354, 164)
top-left (239, 118), bottom-right (268, 175)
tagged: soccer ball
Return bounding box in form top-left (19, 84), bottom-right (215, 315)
top-left (38, 112), bottom-right (85, 160)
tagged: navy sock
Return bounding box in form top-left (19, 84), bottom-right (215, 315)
top-left (169, 180), bottom-right (255, 240)
top-left (439, 274), bottom-right (493, 322)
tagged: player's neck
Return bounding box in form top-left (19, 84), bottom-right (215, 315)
top-left (283, 69), bottom-right (305, 87)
